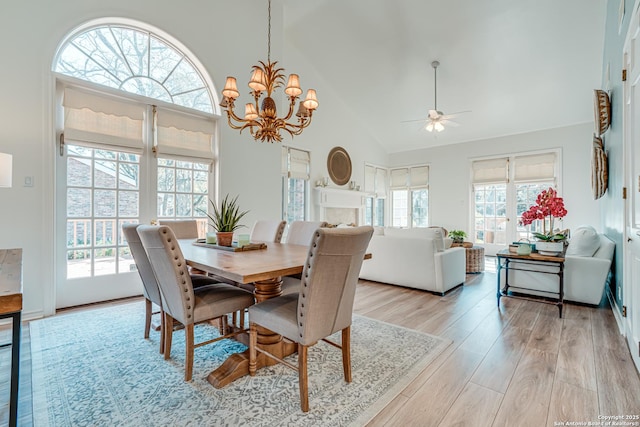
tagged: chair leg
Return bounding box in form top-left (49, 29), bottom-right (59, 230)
top-left (298, 343), bottom-right (309, 412)
top-left (144, 298), bottom-right (152, 339)
top-left (249, 322), bottom-right (257, 376)
top-left (342, 326), bottom-right (352, 383)
top-left (164, 312), bottom-right (173, 360)
top-left (159, 308), bottom-right (165, 355)
top-left (185, 324), bottom-right (194, 381)
top-left (239, 309), bottom-right (245, 329)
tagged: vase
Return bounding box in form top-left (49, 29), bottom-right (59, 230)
top-left (216, 231), bottom-right (234, 247)
top-left (535, 241), bottom-right (564, 255)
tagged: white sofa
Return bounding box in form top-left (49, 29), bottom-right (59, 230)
top-left (499, 226), bottom-right (615, 305)
top-left (359, 227), bottom-right (466, 294)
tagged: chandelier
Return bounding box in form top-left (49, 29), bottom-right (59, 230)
top-left (220, 0), bottom-right (319, 143)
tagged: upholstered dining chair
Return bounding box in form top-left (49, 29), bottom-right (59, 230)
top-left (157, 219), bottom-right (199, 239)
top-left (158, 219), bottom-right (208, 275)
top-left (285, 220), bottom-right (328, 246)
top-left (122, 223), bottom-right (219, 354)
top-left (137, 225), bottom-right (255, 381)
top-left (250, 220), bottom-right (287, 243)
top-left (280, 220), bottom-right (328, 295)
top-left (248, 226), bottom-right (374, 412)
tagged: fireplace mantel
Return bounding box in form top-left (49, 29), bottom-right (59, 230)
top-left (314, 187), bottom-right (372, 225)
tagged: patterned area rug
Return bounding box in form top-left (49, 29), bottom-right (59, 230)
top-left (30, 301), bottom-right (450, 426)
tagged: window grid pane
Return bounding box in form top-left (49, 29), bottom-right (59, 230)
top-left (392, 190), bottom-right (408, 227)
top-left (66, 144), bottom-right (140, 278)
top-left (157, 159), bottom-right (209, 237)
top-left (473, 184), bottom-right (507, 244)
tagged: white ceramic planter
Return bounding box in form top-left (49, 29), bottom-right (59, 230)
top-left (535, 241), bottom-right (564, 255)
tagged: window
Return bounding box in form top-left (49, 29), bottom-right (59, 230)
top-left (389, 165), bottom-right (429, 228)
top-left (282, 147), bottom-right (310, 223)
top-left (66, 144), bottom-right (140, 278)
top-left (472, 151), bottom-right (559, 250)
top-left (157, 159), bottom-right (209, 235)
top-left (54, 21), bottom-right (216, 299)
top-left (364, 165), bottom-right (387, 226)
top-left (55, 24), bottom-right (214, 113)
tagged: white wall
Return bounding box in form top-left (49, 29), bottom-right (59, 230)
top-left (0, 0), bottom-right (390, 319)
top-left (388, 123), bottom-right (601, 235)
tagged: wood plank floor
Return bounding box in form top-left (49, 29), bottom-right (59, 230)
top-left (1, 258), bottom-right (639, 426)
top-left (358, 262), bottom-right (640, 427)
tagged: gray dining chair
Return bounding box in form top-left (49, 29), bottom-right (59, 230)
top-left (248, 226), bottom-right (374, 412)
top-left (137, 225), bottom-right (255, 381)
top-left (250, 220), bottom-right (287, 243)
top-left (281, 220), bottom-right (328, 295)
top-left (122, 223), bottom-right (219, 354)
top-left (158, 219), bottom-right (199, 239)
top-left (285, 220), bottom-right (328, 246)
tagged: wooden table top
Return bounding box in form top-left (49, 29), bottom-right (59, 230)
top-left (179, 240), bottom-right (309, 284)
top-left (0, 249), bottom-right (23, 314)
top-left (496, 248), bottom-right (565, 262)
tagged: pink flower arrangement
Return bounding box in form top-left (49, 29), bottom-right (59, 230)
top-left (520, 187), bottom-right (568, 241)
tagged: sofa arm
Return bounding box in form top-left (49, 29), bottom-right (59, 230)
top-left (564, 255), bottom-right (612, 305)
top-left (434, 247), bottom-right (466, 293)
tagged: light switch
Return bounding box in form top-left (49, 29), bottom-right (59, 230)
top-left (24, 176), bottom-right (33, 187)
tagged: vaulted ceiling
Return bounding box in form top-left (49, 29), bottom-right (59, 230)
top-left (283, 0), bottom-right (606, 153)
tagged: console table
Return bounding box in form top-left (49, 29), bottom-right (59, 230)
top-left (496, 249), bottom-right (565, 318)
top-left (0, 249), bottom-right (22, 427)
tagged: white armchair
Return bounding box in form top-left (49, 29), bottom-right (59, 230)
top-left (359, 227), bottom-right (466, 294)
top-left (500, 227), bottom-right (615, 305)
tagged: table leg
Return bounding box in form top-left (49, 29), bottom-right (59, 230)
top-left (9, 312), bottom-right (20, 427)
top-left (558, 262), bottom-right (564, 318)
top-left (206, 277), bottom-right (297, 388)
top-left (496, 257), bottom-right (502, 308)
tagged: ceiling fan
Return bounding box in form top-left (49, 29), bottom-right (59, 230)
top-left (405, 60), bottom-right (470, 132)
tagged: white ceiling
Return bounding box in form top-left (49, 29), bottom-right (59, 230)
top-left (283, 0), bottom-right (607, 153)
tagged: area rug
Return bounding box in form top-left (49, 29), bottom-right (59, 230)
top-left (30, 301), bottom-right (450, 426)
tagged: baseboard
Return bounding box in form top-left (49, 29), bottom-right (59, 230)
top-left (606, 288), bottom-right (625, 335)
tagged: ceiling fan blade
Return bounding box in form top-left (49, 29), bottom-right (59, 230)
top-left (440, 119), bottom-right (460, 127)
top-left (401, 118), bottom-right (429, 123)
top-left (441, 110), bottom-right (472, 118)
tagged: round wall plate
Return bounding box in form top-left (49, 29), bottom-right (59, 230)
top-left (327, 146), bottom-right (352, 186)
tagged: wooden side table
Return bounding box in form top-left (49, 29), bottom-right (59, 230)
top-left (496, 249), bottom-right (565, 318)
top-left (0, 249), bottom-right (22, 427)
top-left (465, 246), bottom-right (485, 273)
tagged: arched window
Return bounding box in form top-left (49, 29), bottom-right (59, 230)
top-left (54, 23), bottom-right (214, 113)
top-left (52, 20), bottom-right (217, 307)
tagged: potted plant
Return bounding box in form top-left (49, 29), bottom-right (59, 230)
top-left (520, 187), bottom-right (568, 254)
top-left (202, 194), bottom-right (249, 246)
top-left (449, 230), bottom-right (466, 244)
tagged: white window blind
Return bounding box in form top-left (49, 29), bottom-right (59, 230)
top-left (390, 168), bottom-right (409, 189)
top-left (390, 166), bottom-right (429, 189)
top-left (472, 157), bottom-right (509, 184)
top-left (364, 165), bottom-right (376, 192)
top-left (409, 166), bottom-right (429, 188)
top-left (153, 106), bottom-right (215, 163)
top-left (287, 147), bottom-right (310, 180)
top-left (63, 87), bottom-right (144, 152)
top-left (364, 165), bottom-right (388, 197)
top-left (513, 152), bottom-right (557, 183)
top-left (375, 168), bottom-right (388, 198)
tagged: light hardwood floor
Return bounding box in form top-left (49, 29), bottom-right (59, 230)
top-left (356, 264), bottom-right (640, 427)
top-left (1, 260), bottom-right (639, 426)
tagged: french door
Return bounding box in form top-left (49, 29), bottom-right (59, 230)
top-left (623, 3), bottom-right (640, 373)
top-left (55, 143), bottom-right (145, 308)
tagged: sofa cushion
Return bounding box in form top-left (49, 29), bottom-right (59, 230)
top-left (383, 227), bottom-right (446, 252)
top-left (566, 226), bottom-right (600, 257)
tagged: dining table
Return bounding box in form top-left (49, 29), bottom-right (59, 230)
top-left (178, 239), bottom-right (310, 388)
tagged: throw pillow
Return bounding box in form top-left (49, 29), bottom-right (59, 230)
top-left (424, 227), bottom-right (445, 252)
top-left (565, 226), bottom-right (600, 257)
